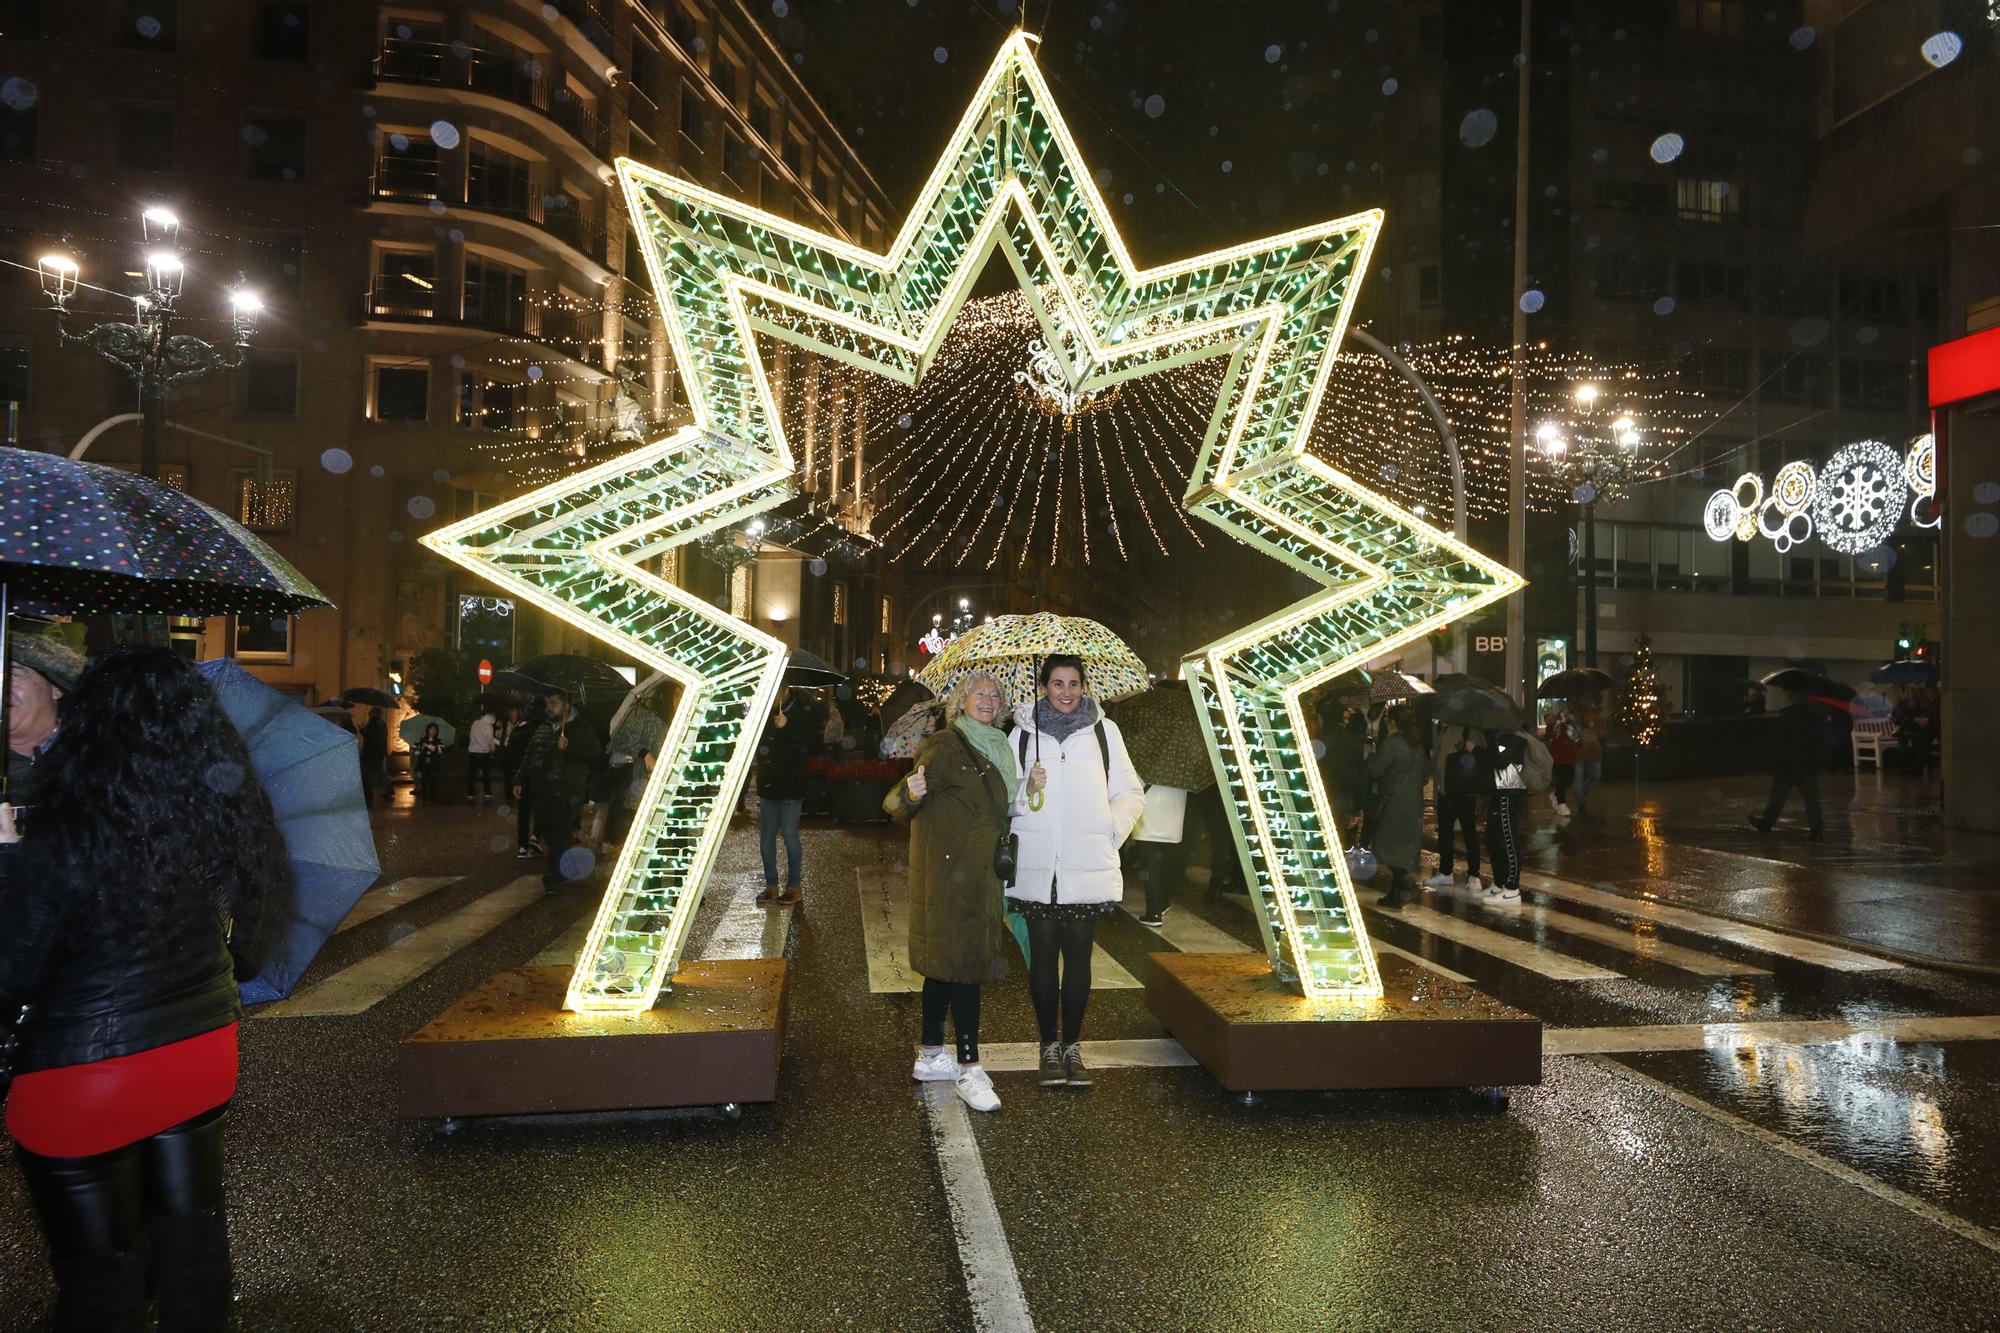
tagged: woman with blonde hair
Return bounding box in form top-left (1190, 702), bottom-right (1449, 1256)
top-left (884, 670), bottom-right (1017, 1112)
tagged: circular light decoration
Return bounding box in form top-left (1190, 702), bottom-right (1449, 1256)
top-left (1703, 489), bottom-right (1741, 541)
top-left (1773, 459), bottom-right (1816, 515)
top-left (1911, 493), bottom-right (1941, 529)
top-left (1812, 439), bottom-right (1908, 554)
top-left (1906, 432), bottom-right (1935, 498)
top-left (1733, 471), bottom-right (1765, 514)
top-left (1773, 510), bottom-right (1813, 554)
top-left (1757, 496), bottom-right (1790, 538)
top-left (1735, 509), bottom-right (1758, 543)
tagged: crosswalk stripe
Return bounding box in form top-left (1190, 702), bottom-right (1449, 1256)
top-left (980, 1038), bottom-right (1197, 1072)
top-left (1213, 890), bottom-right (1479, 984)
top-left (1516, 900), bottom-right (1771, 977)
top-left (860, 867), bottom-right (1138, 993)
top-left (695, 880), bottom-right (797, 963)
top-left (1549, 1013), bottom-right (2000, 1056)
top-left (1519, 872), bottom-right (1904, 972)
top-left (1119, 888), bottom-right (1253, 954)
top-left (335, 877), bottom-right (460, 933)
top-left (257, 877), bottom-right (544, 1019)
top-left (1372, 902), bottom-right (1623, 981)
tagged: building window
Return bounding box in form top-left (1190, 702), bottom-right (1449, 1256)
top-left (0, 343), bottom-right (28, 405)
top-left (234, 612), bottom-right (293, 663)
top-left (466, 139), bottom-right (534, 216)
top-left (1591, 250), bottom-right (1669, 299)
top-left (0, 100), bottom-right (35, 161)
top-left (373, 132), bottom-right (439, 198)
top-left (630, 39), bottom-right (662, 106)
top-left (242, 112), bottom-right (307, 180)
top-left (1839, 359), bottom-right (1911, 412)
top-left (1758, 352), bottom-right (1829, 406)
top-left (1418, 264), bottom-right (1440, 309)
top-left (713, 54), bottom-right (740, 107)
top-left (1839, 273), bottom-right (1902, 322)
top-left (114, 0), bottom-right (175, 48)
top-left (254, 2), bottom-right (308, 61)
top-left (879, 596), bottom-right (892, 635)
top-left (115, 103), bottom-right (175, 171)
top-left (1677, 0), bottom-right (1743, 37)
top-left (1676, 177), bottom-right (1740, 222)
top-left (375, 364), bottom-right (429, 421)
top-left (721, 130), bottom-right (745, 184)
top-left (462, 254), bottom-right (529, 332)
top-left (1676, 261), bottom-right (1746, 305)
top-left (730, 564), bottom-right (752, 619)
top-left (1591, 178), bottom-right (1670, 215)
top-left (679, 85), bottom-right (702, 146)
top-left (244, 353), bottom-right (299, 417)
top-left (759, 165), bottom-right (783, 211)
top-left (833, 582), bottom-right (847, 626)
top-left (252, 232), bottom-right (304, 298)
top-left (782, 133), bottom-right (805, 182)
top-left (1758, 269), bottom-right (1824, 316)
top-left (1680, 347), bottom-right (1749, 395)
top-left (666, 2), bottom-right (698, 58)
top-left (455, 372), bottom-right (521, 430)
top-left (370, 248), bottom-right (436, 319)
top-left (813, 159), bottom-right (834, 209)
top-left (1, 1), bottom-right (42, 39)
top-left (236, 471), bottom-right (296, 532)
top-left (750, 93), bottom-right (775, 143)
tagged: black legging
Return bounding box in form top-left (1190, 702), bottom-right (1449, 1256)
top-left (1026, 915), bottom-right (1096, 1046)
top-left (15, 1101), bottom-right (233, 1329)
top-left (1485, 792), bottom-right (1523, 890)
top-left (1438, 793), bottom-right (1481, 877)
top-left (920, 978), bottom-right (981, 1065)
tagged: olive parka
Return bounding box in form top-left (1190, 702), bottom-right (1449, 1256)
top-left (883, 727), bottom-right (1014, 985)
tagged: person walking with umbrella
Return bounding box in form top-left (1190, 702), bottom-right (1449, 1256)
top-left (411, 722), bottom-right (446, 804)
top-left (358, 706), bottom-right (390, 809)
top-left (0, 647), bottom-right (291, 1328)
top-left (883, 670), bottom-right (1017, 1113)
top-left (1750, 685), bottom-right (1828, 841)
top-left (1007, 655), bottom-right (1145, 1089)
top-left (1425, 720), bottom-right (1484, 894)
top-left (1365, 707), bottom-right (1428, 908)
top-left (465, 705), bottom-right (503, 802)
top-left (755, 686), bottom-right (813, 904)
top-left (514, 689), bottom-right (603, 891)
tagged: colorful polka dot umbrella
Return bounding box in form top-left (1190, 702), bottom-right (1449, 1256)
top-left (0, 447), bottom-right (331, 618)
top-left (916, 612), bottom-right (1152, 708)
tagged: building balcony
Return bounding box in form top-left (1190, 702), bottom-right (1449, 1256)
top-left (372, 38), bottom-right (609, 160)
top-left (366, 158), bottom-right (609, 264)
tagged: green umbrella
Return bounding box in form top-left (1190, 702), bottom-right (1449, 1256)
top-left (1105, 686), bottom-right (1215, 792)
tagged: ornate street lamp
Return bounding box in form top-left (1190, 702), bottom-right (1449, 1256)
top-left (1539, 384), bottom-right (1643, 667)
top-left (37, 207), bottom-right (261, 478)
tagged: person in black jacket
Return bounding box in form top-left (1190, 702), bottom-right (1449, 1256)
top-left (0, 646), bottom-right (288, 1329)
top-left (358, 705), bottom-right (390, 808)
top-left (501, 703), bottom-right (541, 858)
top-left (1749, 698), bottom-right (1825, 840)
top-left (514, 689), bottom-right (604, 892)
top-left (755, 686), bottom-right (813, 903)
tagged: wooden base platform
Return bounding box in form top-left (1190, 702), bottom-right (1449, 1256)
top-left (1145, 952), bottom-right (1540, 1093)
top-left (398, 960), bottom-right (788, 1119)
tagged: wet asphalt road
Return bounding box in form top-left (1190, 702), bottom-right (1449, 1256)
top-left (4, 777), bottom-right (2000, 1330)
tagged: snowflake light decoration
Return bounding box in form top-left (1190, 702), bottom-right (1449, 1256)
top-left (1812, 440), bottom-right (1907, 554)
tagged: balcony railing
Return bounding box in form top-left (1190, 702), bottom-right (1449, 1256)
top-left (366, 159), bottom-right (608, 263)
top-left (365, 277), bottom-right (438, 322)
top-left (373, 38), bottom-right (609, 158)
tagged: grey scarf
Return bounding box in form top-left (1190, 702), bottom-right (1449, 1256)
top-left (1034, 695), bottom-right (1099, 744)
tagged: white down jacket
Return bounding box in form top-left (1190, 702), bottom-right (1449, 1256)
top-left (1006, 703), bottom-right (1146, 906)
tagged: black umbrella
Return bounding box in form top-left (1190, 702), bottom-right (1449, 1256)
top-left (1431, 673), bottom-right (1494, 700)
top-left (338, 686), bottom-right (397, 709)
top-left (785, 648), bottom-right (845, 688)
top-left (1438, 685), bottom-right (1523, 732)
top-left (1870, 660), bottom-right (1938, 686)
top-left (1760, 668), bottom-right (1856, 713)
top-left (880, 678), bottom-right (934, 725)
top-left (513, 653), bottom-right (633, 703)
top-left (488, 670), bottom-right (555, 698)
top-left (1537, 666), bottom-right (1617, 700)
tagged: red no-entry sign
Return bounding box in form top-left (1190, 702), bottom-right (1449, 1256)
top-left (478, 659), bottom-right (493, 686)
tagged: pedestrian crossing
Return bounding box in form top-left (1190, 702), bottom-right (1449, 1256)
top-left (858, 867), bottom-right (1140, 994)
top-left (335, 877), bottom-right (460, 933)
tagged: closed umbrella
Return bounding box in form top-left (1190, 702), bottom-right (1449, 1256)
top-left (399, 713), bottom-right (455, 747)
top-left (1106, 686), bottom-right (1215, 791)
top-left (1537, 666), bottom-right (1617, 700)
top-left (194, 660), bottom-right (379, 1004)
top-left (917, 612), bottom-right (1151, 705)
top-left (880, 699), bottom-right (945, 759)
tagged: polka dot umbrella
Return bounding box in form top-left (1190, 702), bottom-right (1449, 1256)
top-left (916, 612), bottom-right (1152, 708)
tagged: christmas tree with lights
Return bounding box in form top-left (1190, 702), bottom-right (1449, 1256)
top-left (1616, 634), bottom-right (1664, 746)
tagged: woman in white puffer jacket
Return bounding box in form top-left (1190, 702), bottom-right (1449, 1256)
top-left (1006, 655), bottom-right (1145, 1089)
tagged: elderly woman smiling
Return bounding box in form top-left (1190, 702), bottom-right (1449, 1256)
top-left (883, 670), bottom-right (1017, 1113)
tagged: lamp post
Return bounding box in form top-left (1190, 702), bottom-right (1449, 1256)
top-left (37, 207), bottom-right (262, 479)
top-left (1538, 384), bottom-right (1642, 668)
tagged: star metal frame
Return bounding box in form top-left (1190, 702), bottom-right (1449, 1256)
top-left (424, 33), bottom-right (1520, 1010)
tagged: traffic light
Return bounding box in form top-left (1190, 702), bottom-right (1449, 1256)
top-left (388, 658), bottom-right (405, 698)
top-left (1913, 640), bottom-right (1937, 663)
top-left (1895, 634), bottom-right (1914, 658)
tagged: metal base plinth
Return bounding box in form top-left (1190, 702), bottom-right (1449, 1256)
top-left (1145, 952), bottom-right (1541, 1093)
top-left (398, 961), bottom-right (788, 1119)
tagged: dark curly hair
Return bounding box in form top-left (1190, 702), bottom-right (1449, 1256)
top-left (1039, 654), bottom-right (1088, 688)
top-left (21, 647), bottom-right (287, 934)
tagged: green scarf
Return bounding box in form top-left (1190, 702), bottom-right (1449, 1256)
top-left (953, 714), bottom-right (1018, 796)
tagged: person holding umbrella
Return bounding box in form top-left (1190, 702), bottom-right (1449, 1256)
top-left (411, 722), bottom-right (446, 804)
top-left (1007, 655), bottom-right (1145, 1088)
top-left (0, 646), bottom-right (290, 1327)
top-left (1750, 692), bottom-right (1827, 841)
top-left (358, 706), bottom-right (391, 809)
top-left (755, 686), bottom-right (814, 904)
top-left (5, 625), bottom-right (83, 812)
top-left (1365, 707), bottom-right (1428, 908)
top-left (514, 689), bottom-right (603, 892)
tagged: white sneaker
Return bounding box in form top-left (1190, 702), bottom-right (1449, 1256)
top-left (1484, 883), bottom-right (1503, 897)
top-left (1499, 886), bottom-right (1521, 901)
top-left (955, 1065), bottom-right (1001, 1112)
top-left (912, 1047), bottom-right (959, 1083)
top-left (1464, 876), bottom-right (1482, 894)
top-left (1423, 872), bottom-right (1453, 888)
top-left (1556, 803), bottom-right (1571, 817)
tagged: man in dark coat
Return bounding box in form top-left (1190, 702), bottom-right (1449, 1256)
top-left (358, 707), bottom-right (390, 809)
top-left (754, 687), bottom-right (812, 902)
top-left (5, 627), bottom-right (83, 813)
top-left (1749, 699), bottom-right (1825, 840)
top-left (515, 690), bottom-right (604, 891)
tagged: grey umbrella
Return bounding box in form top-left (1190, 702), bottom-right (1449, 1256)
top-left (785, 648), bottom-right (846, 688)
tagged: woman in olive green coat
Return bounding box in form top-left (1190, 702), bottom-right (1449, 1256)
top-left (884, 670), bottom-right (1015, 1113)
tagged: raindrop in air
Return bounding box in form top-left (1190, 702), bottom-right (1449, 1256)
top-left (1789, 27), bottom-right (1816, 50)
top-left (406, 495), bottom-right (436, 520)
top-left (808, 558), bottom-right (827, 576)
top-left (1653, 296), bottom-right (1676, 316)
top-left (526, 365), bottom-right (543, 381)
top-left (1221, 159), bottom-right (1234, 173)
top-left (320, 448), bottom-right (353, 474)
top-left (1972, 481), bottom-right (2000, 504)
top-left (1920, 31), bottom-right (1962, 68)
top-left (431, 470), bottom-right (450, 483)
top-left (897, 412), bottom-right (914, 430)
top-left (370, 465), bottom-right (385, 478)
top-left (771, 0), bottom-right (788, 14)
top-left (1381, 78), bottom-right (1399, 95)
top-left (1966, 513), bottom-right (1999, 539)
top-left (1459, 108), bottom-right (1498, 148)
top-left (932, 46), bottom-right (948, 63)
top-left (1854, 325), bottom-right (1879, 345)
top-left (559, 847), bottom-right (597, 881)
top-left (430, 120), bottom-right (461, 150)
top-left (241, 124), bottom-right (268, 146)
top-left (1573, 483), bottom-right (1598, 506)
top-left (389, 132), bottom-right (410, 152)
top-left (1649, 132), bottom-right (1685, 164)
top-left (1519, 288), bottom-right (1545, 313)
top-left (135, 15), bottom-right (161, 38)
top-left (1144, 94), bottom-right (1165, 118)
top-left (1346, 847), bottom-right (1377, 880)
top-left (1591, 147), bottom-right (1609, 163)
top-left (204, 761), bottom-right (245, 794)
top-left (1264, 44), bottom-right (1284, 63)
top-left (1789, 315), bottom-right (1830, 346)
top-left (1, 77), bottom-right (38, 111)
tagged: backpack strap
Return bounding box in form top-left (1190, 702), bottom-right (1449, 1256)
top-left (1095, 721), bottom-right (1109, 777)
top-left (1018, 729), bottom-right (1031, 767)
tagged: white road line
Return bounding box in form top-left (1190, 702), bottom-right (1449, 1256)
top-left (695, 880), bottom-right (797, 962)
top-left (1119, 890), bottom-right (1254, 954)
top-left (1518, 872), bottom-right (1904, 972)
top-left (921, 1085), bottom-right (1036, 1333)
top-left (1372, 939), bottom-right (1477, 984)
top-left (980, 1038), bottom-right (1197, 1072)
top-left (1591, 1055), bottom-right (2000, 1258)
top-left (1377, 902), bottom-right (1623, 981)
top-left (1514, 901), bottom-right (1771, 977)
top-left (1550, 1014), bottom-right (2000, 1056)
top-left (864, 868), bottom-right (1136, 992)
top-left (335, 876), bottom-right (460, 933)
top-left (257, 877), bottom-right (544, 1018)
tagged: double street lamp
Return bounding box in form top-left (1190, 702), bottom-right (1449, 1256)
top-left (1539, 383), bottom-right (1642, 668)
top-left (37, 207), bottom-right (263, 478)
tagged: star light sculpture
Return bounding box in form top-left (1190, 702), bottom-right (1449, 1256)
top-left (424, 33), bottom-right (1521, 1011)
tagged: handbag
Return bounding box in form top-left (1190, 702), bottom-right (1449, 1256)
top-left (953, 730), bottom-right (1019, 885)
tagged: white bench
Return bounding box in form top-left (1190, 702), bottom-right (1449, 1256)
top-left (1851, 715), bottom-right (1896, 769)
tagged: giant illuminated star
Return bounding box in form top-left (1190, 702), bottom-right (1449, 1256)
top-left (424, 33), bottom-right (1521, 1010)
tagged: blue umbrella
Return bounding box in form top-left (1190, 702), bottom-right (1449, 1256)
top-left (196, 660), bottom-right (380, 1003)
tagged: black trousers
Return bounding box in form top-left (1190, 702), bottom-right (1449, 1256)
top-left (1761, 770), bottom-right (1824, 832)
top-left (920, 978), bottom-right (982, 1064)
top-left (465, 752), bottom-right (495, 797)
top-left (515, 778), bottom-right (535, 847)
top-left (1484, 792), bottom-right (1523, 890)
top-left (1438, 793), bottom-right (1481, 878)
top-left (535, 794), bottom-right (582, 888)
top-left (15, 1102), bottom-right (232, 1332)
top-left (1131, 840), bottom-right (1186, 916)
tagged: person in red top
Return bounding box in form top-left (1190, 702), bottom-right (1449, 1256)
top-left (1544, 707), bottom-right (1580, 820)
top-left (0, 646), bottom-right (289, 1330)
